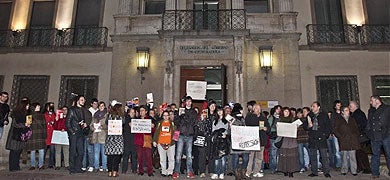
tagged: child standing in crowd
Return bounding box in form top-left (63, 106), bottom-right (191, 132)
top-left (211, 106), bottom-right (230, 179)
top-left (90, 101), bottom-right (108, 172)
top-left (153, 110), bottom-right (176, 177)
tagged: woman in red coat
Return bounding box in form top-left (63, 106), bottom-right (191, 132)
top-left (44, 102), bottom-right (56, 168)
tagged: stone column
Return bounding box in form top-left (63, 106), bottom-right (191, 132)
top-left (166, 0), bottom-right (175, 10)
top-left (232, 0), bottom-right (244, 9)
top-left (278, 0), bottom-right (293, 13)
top-left (163, 37), bottom-right (174, 103)
top-left (233, 36), bottom-right (244, 104)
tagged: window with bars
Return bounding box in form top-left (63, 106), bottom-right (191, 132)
top-left (371, 75), bottom-right (390, 105)
top-left (316, 76), bottom-right (359, 113)
top-left (10, 75), bottom-right (50, 109)
top-left (58, 76), bottom-right (99, 108)
top-left (0, 75), bottom-right (4, 92)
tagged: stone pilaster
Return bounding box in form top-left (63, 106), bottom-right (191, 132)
top-left (278, 0), bottom-right (293, 13)
top-left (163, 37), bottom-right (174, 103)
top-left (166, 0), bottom-right (175, 10)
top-left (233, 36), bottom-right (244, 104)
top-left (232, 0), bottom-right (244, 9)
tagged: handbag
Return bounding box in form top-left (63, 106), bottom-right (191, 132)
top-left (359, 133), bottom-right (370, 143)
top-left (13, 127), bottom-right (32, 142)
top-left (274, 136), bottom-right (283, 148)
top-left (152, 148), bottom-right (160, 169)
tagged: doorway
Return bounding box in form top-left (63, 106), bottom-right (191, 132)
top-left (180, 64), bottom-right (227, 111)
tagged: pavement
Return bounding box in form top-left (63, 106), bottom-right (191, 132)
top-left (0, 167), bottom-right (388, 180)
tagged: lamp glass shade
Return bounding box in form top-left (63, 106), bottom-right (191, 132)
top-left (260, 49), bottom-right (273, 68)
top-left (137, 49), bottom-right (149, 68)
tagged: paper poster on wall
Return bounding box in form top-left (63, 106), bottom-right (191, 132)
top-left (131, 119), bottom-right (152, 133)
top-left (186, 81), bottom-right (207, 100)
top-left (231, 125), bottom-right (261, 151)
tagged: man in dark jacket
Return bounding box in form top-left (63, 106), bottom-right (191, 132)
top-left (66, 95), bottom-right (89, 174)
top-left (349, 101), bottom-right (371, 174)
top-left (366, 95), bottom-right (390, 178)
top-left (244, 104), bottom-right (270, 178)
top-left (172, 96), bottom-right (197, 179)
top-left (0, 91), bottom-right (10, 140)
top-left (305, 101), bottom-right (331, 178)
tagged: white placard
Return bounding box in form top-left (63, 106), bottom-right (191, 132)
top-left (231, 126), bottom-right (261, 151)
top-left (131, 119), bottom-right (152, 133)
top-left (147, 93), bottom-right (154, 103)
top-left (186, 81), bottom-right (207, 100)
top-left (276, 122), bottom-right (298, 138)
top-left (51, 130), bottom-right (69, 145)
top-left (108, 120), bottom-right (123, 135)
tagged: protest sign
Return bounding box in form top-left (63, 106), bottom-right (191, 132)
top-left (108, 119), bottom-right (123, 135)
top-left (51, 130), bottom-right (69, 145)
top-left (277, 122), bottom-right (298, 138)
top-left (131, 119), bottom-right (152, 133)
top-left (231, 126), bottom-right (260, 151)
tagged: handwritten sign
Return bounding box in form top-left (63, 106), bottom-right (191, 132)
top-left (231, 126), bottom-right (260, 151)
top-left (108, 119), bottom-right (123, 135)
top-left (51, 130), bottom-right (69, 145)
top-left (276, 122), bottom-right (298, 138)
top-left (131, 119), bottom-right (152, 133)
top-left (186, 81), bottom-right (207, 100)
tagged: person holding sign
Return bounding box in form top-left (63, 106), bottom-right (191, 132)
top-left (122, 107), bottom-right (138, 174)
top-left (244, 104), bottom-right (270, 178)
top-left (105, 101), bottom-right (124, 177)
top-left (153, 110), bottom-right (176, 177)
top-left (44, 102), bottom-right (56, 169)
top-left (277, 107), bottom-right (300, 177)
top-left (25, 103), bottom-right (46, 171)
top-left (134, 105), bottom-right (154, 177)
top-left (90, 102), bottom-right (108, 172)
top-left (53, 106), bottom-right (69, 170)
top-left (172, 96), bottom-right (197, 179)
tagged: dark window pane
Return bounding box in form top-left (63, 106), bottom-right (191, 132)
top-left (314, 0), bottom-right (342, 24)
top-left (75, 0), bottom-right (102, 26)
top-left (316, 76), bottom-right (359, 112)
top-left (58, 76), bottom-right (99, 108)
top-left (30, 1), bottom-right (55, 28)
top-left (366, 0), bottom-right (390, 24)
top-left (0, 2), bottom-right (12, 30)
top-left (372, 76), bottom-right (390, 105)
top-left (11, 75), bottom-right (50, 109)
top-left (145, 1), bottom-right (165, 14)
top-left (244, 0), bottom-right (268, 13)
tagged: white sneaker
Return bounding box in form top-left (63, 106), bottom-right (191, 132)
top-left (99, 168), bottom-right (103, 172)
top-left (300, 168), bottom-right (305, 173)
top-left (200, 173), bottom-right (206, 178)
top-left (87, 167), bottom-right (94, 172)
top-left (219, 174), bottom-right (224, 179)
top-left (253, 172), bottom-right (264, 177)
top-left (245, 173), bottom-right (251, 177)
top-left (211, 174), bottom-right (218, 179)
top-left (81, 167), bottom-right (86, 171)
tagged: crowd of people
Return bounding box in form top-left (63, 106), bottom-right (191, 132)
top-left (0, 91), bottom-right (389, 179)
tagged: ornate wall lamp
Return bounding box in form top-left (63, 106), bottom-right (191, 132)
top-left (136, 47), bottom-right (150, 84)
top-left (259, 46), bottom-right (273, 84)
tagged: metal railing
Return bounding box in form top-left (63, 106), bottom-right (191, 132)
top-left (162, 9), bottom-right (246, 31)
top-left (307, 24), bottom-right (390, 45)
top-left (0, 26), bottom-right (108, 48)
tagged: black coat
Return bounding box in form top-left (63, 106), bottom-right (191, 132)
top-left (174, 107), bottom-right (197, 136)
top-left (367, 104), bottom-right (390, 141)
top-left (305, 112), bottom-right (331, 149)
top-left (245, 113), bottom-right (270, 147)
top-left (6, 111), bottom-right (29, 150)
top-left (351, 108), bottom-right (367, 134)
top-left (334, 116), bottom-right (360, 151)
top-left (123, 115), bottom-right (135, 152)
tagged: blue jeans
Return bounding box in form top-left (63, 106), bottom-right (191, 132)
top-left (82, 138), bottom-right (94, 168)
top-left (0, 126), bottom-right (3, 140)
top-left (298, 143), bottom-right (310, 169)
top-left (30, 149), bottom-right (45, 168)
top-left (48, 145), bottom-right (55, 166)
top-left (214, 156), bottom-right (227, 175)
top-left (371, 137), bottom-right (390, 176)
top-left (327, 136), bottom-right (341, 168)
top-left (269, 139), bottom-right (279, 172)
top-left (93, 143), bottom-right (107, 170)
top-left (174, 135), bottom-right (193, 173)
top-left (231, 153), bottom-right (249, 170)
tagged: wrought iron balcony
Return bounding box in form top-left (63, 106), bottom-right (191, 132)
top-left (162, 9), bottom-right (246, 31)
top-left (307, 24), bottom-right (390, 46)
top-left (0, 26), bottom-right (108, 48)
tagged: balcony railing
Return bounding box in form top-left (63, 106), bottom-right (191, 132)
top-left (307, 24), bottom-right (390, 46)
top-left (162, 9), bottom-right (246, 31)
top-left (0, 27), bottom-right (108, 48)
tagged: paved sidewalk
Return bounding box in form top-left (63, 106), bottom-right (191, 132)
top-left (0, 168), bottom-right (385, 180)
